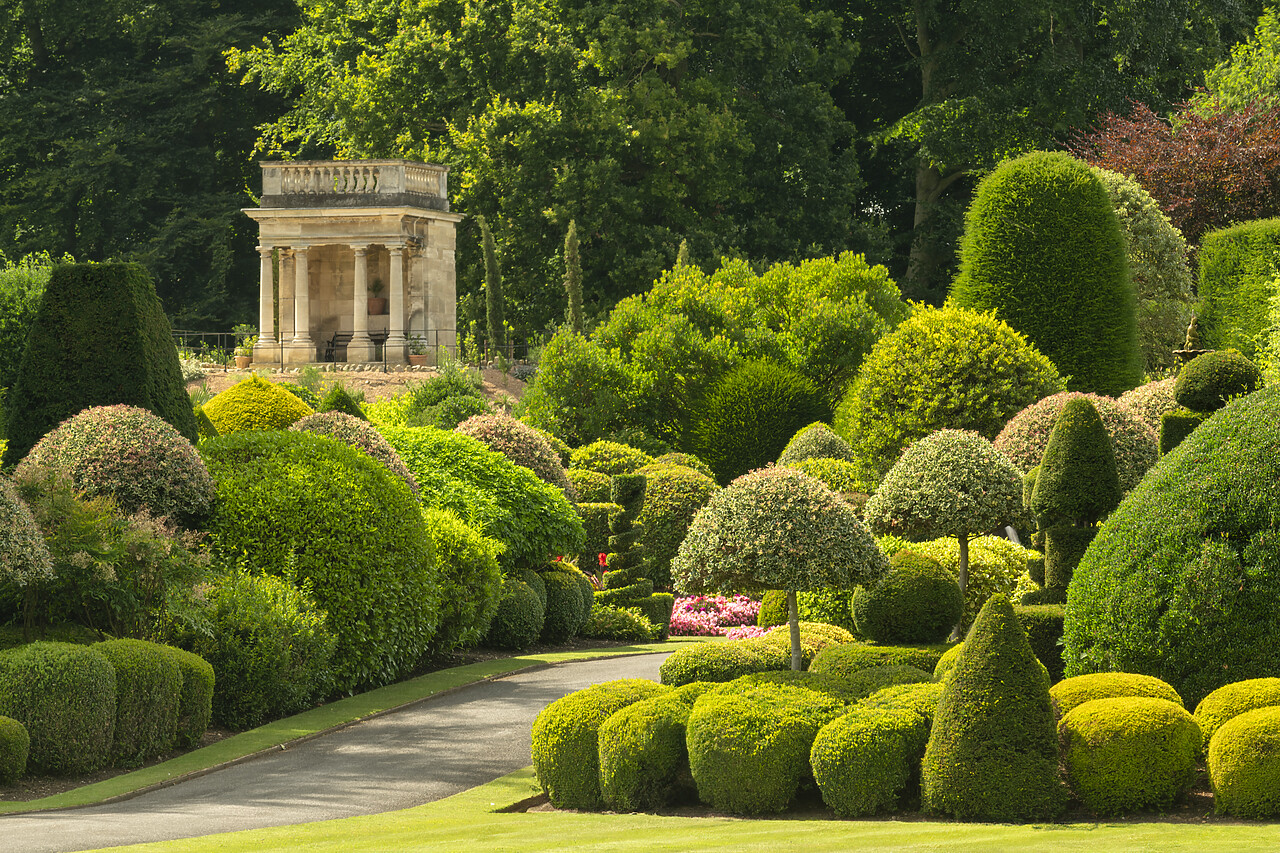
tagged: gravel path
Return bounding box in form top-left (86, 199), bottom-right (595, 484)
top-left (2, 653), bottom-right (670, 853)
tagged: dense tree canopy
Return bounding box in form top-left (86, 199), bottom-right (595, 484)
top-left (0, 0), bottom-right (298, 327)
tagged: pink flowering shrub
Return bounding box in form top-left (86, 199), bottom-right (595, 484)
top-left (669, 595), bottom-right (761, 636)
top-left (290, 411), bottom-right (418, 493)
top-left (724, 625), bottom-right (769, 640)
top-left (17, 404), bottom-right (214, 526)
top-left (456, 412), bottom-right (577, 500)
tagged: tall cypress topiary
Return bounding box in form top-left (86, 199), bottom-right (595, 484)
top-left (3, 262), bottom-right (197, 467)
top-left (563, 220), bottom-right (583, 336)
top-left (478, 215), bottom-right (506, 355)
top-left (951, 151), bottom-right (1141, 397)
top-left (921, 594), bottom-right (1065, 821)
top-left (1026, 397), bottom-right (1120, 604)
top-left (597, 474), bottom-right (673, 637)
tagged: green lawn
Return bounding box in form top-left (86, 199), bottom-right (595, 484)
top-left (85, 766), bottom-right (1280, 853)
top-left (0, 641), bottom-right (691, 815)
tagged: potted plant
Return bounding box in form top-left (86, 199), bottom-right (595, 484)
top-left (408, 334), bottom-right (429, 366)
top-left (368, 277), bottom-right (388, 316)
top-left (232, 324), bottom-right (257, 369)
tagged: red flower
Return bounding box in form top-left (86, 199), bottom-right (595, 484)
top-left (598, 552), bottom-right (608, 568)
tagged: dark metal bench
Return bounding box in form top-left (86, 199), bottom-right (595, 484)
top-left (323, 329), bottom-right (389, 362)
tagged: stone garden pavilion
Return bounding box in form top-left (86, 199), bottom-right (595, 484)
top-left (244, 160), bottom-right (464, 365)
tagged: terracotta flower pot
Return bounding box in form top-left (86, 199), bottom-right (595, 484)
top-left (408, 353), bottom-right (429, 366)
top-left (367, 297), bottom-right (388, 316)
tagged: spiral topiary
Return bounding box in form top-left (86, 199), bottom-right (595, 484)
top-left (834, 304), bottom-right (1064, 480)
top-left (203, 375), bottom-right (314, 434)
top-left (994, 392), bottom-right (1158, 495)
top-left (1049, 672), bottom-right (1183, 719)
top-left (568, 441), bottom-right (654, 476)
top-left (1174, 349), bottom-right (1262, 413)
top-left (597, 474), bottom-right (673, 636)
top-left (290, 411), bottom-right (417, 493)
top-left (635, 463), bottom-right (718, 591)
top-left (674, 467), bottom-right (888, 669)
top-left (1208, 705), bottom-right (1280, 818)
top-left (531, 679), bottom-right (668, 809)
top-left (777, 422), bottom-right (858, 467)
top-left (456, 412), bottom-right (576, 500)
top-left (950, 150), bottom-right (1141, 396)
top-left (1058, 696), bottom-right (1201, 815)
top-left (1194, 678), bottom-right (1280, 747)
top-left (851, 550), bottom-right (962, 644)
top-left (15, 404), bottom-right (215, 526)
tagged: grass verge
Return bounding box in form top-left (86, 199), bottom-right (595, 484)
top-left (81, 766), bottom-right (1280, 853)
top-left (0, 640), bottom-right (692, 815)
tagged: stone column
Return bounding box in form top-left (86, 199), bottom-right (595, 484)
top-left (288, 245), bottom-right (314, 363)
top-left (256, 246), bottom-right (275, 351)
top-left (386, 244), bottom-right (407, 363)
top-left (280, 250), bottom-right (296, 343)
top-left (348, 244), bottom-right (375, 363)
top-left (426, 218), bottom-right (458, 355)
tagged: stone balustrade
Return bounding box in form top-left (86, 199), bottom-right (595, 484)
top-left (261, 160), bottom-right (449, 211)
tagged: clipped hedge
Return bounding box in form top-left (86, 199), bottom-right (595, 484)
top-left (380, 426), bottom-right (585, 569)
top-left (2, 262), bottom-right (198, 467)
top-left (202, 430), bottom-right (441, 694)
top-left (569, 441), bottom-right (654, 476)
top-left (1063, 385), bottom-right (1280, 707)
top-left (539, 565), bottom-right (589, 644)
top-left (1194, 678), bottom-right (1280, 747)
top-left (950, 151), bottom-right (1141, 396)
top-left (1049, 672), bottom-right (1183, 719)
top-left (809, 643), bottom-right (949, 679)
top-left (181, 571), bottom-right (335, 731)
top-left (811, 706), bottom-right (930, 816)
top-left (861, 681), bottom-right (945, 722)
top-left (1159, 408), bottom-right (1209, 454)
top-left (1196, 218), bottom-right (1280, 356)
top-left (161, 645), bottom-right (214, 749)
top-left (423, 507), bottom-right (504, 653)
top-left (484, 576), bottom-right (545, 650)
top-left (203, 375), bottom-right (314, 434)
top-left (531, 679), bottom-right (667, 809)
top-left (1014, 604), bottom-right (1066, 683)
top-left (659, 637), bottom-right (788, 686)
top-left (0, 641), bottom-right (116, 774)
top-left (1059, 696), bottom-right (1200, 815)
top-left (290, 411), bottom-right (418, 493)
top-left (597, 682), bottom-right (712, 811)
top-left (687, 682), bottom-right (845, 815)
top-left (456, 412), bottom-right (576, 500)
top-left (635, 463), bottom-right (718, 591)
top-left (852, 550), bottom-right (961, 645)
top-left (16, 404), bottom-right (215, 526)
top-left (1208, 705), bottom-right (1280, 818)
top-left (95, 638), bottom-right (181, 767)
top-left (0, 715), bottom-right (28, 784)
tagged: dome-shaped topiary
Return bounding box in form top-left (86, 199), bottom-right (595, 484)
top-left (0, 715), bottom-right (28, 784)
top-left (950, 151), bottom-right (1142, 396)
top-left (995, 391), bottom-right (1158, 495)
top-left (423, 507), bottom-right (504, 654)
top-left (201, 430), bottom-right (441, 694)
top-left (792, 457), bottom-right (870, 496)
top-left (531, 679), bottom-right (668, 809)
top-left (809, 642), bottom-right (948, 678)
top-left (852, 550), bottom-right (962, 645)
top-left (1058, 696), bottom-right (1201, 815)
top-left (921, 594), bottom-right (1065, 821)
top-left (1208, 705), bottom-right (1280, 818)
top-left (597, 682), bottom-right (711, 811)
top-left (652, 452), bottom-right (714, 479)
top-left (673, 467), bottom-right (888, 669)
top-left (635, 462), bottom-right (718, 591)
top-left (932, 642), bottom-right (965, 682)
top-left (538, 565), bottom-right (588, 644)
top-left (1064, 385), bottom-right (1280, 707)
top-left (863, 430), bottom-right (1023, 639)
top-left (687, 682), bottom-right (845, 814)
top-left (484, 575), bottom-right (545, 650)
top-left (16, 404), bottom-right (214, 526)
top-left (203, 375), bottom-right (314, 434)
top-left (811, 705), bottom-right (930, 817)
top-left (1194, 678), bottom-right (1280, 747)
top-left (1174, 350), bottom-right (1262, 413)
top-left (1118, 378), bottom-right (1179, 435)
top-left (902, 536), bottom-right (1036, 635)
top-left (834, 305), bottom-right (1064, 480)
top-left (861, 681), bottom-right (945, 722)
top-left (567, 468), bottom-right (611, 503)
top-left (777, 422), bottom-right (858, 467)
top-left (694, 361), bottom-right (832, 484)
top-left (291, 411), bottom-right (417, 493)
top-left (1049, 672), bottom-right (1183, 719)
top-left (0, 475), bottom-right (53, 590)
top-left (568, 440), bottom-right (654, 476)
top-left (456, 412), bottom-right (576, 500)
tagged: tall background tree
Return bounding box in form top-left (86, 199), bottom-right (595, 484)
top-left (0, 0), bottom-right (298, 327)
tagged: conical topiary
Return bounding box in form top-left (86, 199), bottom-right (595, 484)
top-left (596, 474), bottom-right (673, 636)
top-left (1026, 397), bottom-right (1120, 603)
top-left (921, 593), bottom-right (1065, 821)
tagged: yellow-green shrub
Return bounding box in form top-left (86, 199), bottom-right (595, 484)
top-left (1050, 672), bottom-right (1182, 719)
top-left (1194, 677), bottom-right (1280, 747)
top-left (203, 375), bottom-right (313, 434)
top-left (1208, 705), bottom-right (1280, 818)
top-left (811, 706), bottom-right (930, 816)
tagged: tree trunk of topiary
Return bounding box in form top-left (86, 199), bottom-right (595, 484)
top-left (950, 534), bottom-right (970, 642)
top-left (788, 589), bottom-right (802, 671)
